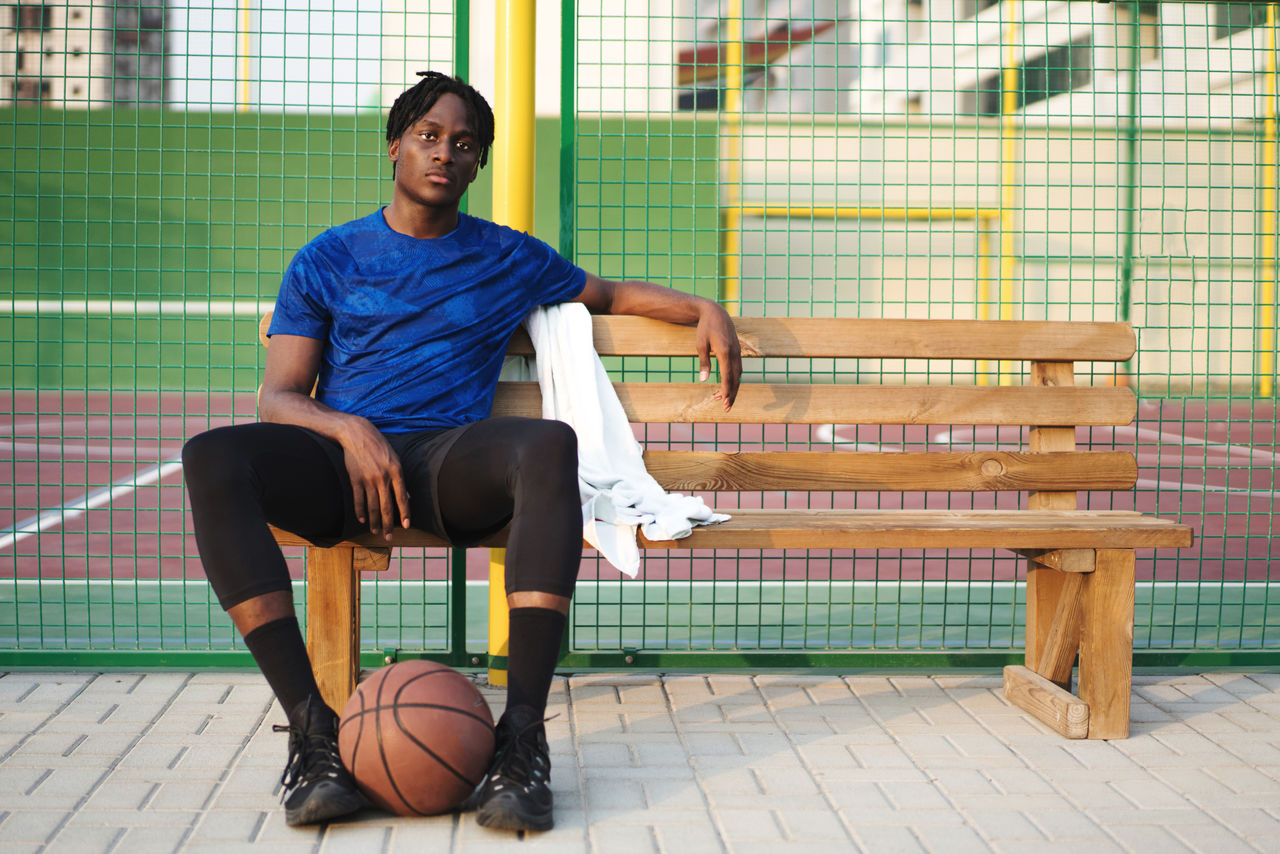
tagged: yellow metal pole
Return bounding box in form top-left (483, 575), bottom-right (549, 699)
top-left (976, 215), bottom-right (994, 385)
top-left (488, 0), bottom-right (537, 686)
top-left (998, 0), bottom-right (1020, 385)
top-left (719, 0), bottom-right (744, 314)
top-left (238, 0), bottom-right (251, 112)
top-left (1260, 3), bottom-right (1278, 397)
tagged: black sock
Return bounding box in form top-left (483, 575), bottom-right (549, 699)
top-left (243, 616), bottom-right (327, 725)
top-left (504, 607), bottom-right (567, 720)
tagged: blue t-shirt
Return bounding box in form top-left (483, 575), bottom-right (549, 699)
top-left (268, 209), bottom-right (587, 433)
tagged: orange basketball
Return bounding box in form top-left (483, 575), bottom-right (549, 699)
top-left (338, 660), bottom-right (495, 816)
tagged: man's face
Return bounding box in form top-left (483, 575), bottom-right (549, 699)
top-left (387, 92), bottom-right (482, 210)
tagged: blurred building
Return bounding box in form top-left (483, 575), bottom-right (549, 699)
top-left (852, 0), bottom-right (1274, 126)
top-left (1, 0), bottom-right (167, 107)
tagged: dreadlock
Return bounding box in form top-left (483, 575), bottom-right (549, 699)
top-left (386, 71), bottom-right (495, 169)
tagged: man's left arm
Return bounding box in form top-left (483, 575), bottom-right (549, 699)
top-left (572, 272), bottom-right (742, 411)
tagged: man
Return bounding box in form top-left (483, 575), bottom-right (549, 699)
top-left (181, 71), bottom-right (741, 832)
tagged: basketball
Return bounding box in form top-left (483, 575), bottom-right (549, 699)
top-left (338, 660), bottom-right (495, 816)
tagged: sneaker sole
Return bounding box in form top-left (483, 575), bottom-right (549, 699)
top-left (475, 792), bottom-right (554, 832)
top-left (284, 783), bottom-right (368, 826)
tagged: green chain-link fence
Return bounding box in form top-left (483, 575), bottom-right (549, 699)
top-left (2, 0), bottom-right (1277, 669)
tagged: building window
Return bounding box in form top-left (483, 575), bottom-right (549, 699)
top-left (15, 48), bottom-right (24, 70)
top-left (1018, 35), bottom-right (1091, 110)
top-left (960, 0), bottom-right (1000, 19)
top-left (13, 77), bottom-right (51, 102)
top-left (13, 4), bottom-right (52, 30)
top-left (959, 35), bottom-right (1092, 116)
top-left (1215, 3), bottom-right (1267, 40)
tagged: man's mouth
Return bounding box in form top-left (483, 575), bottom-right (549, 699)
top-left (425, 171), bottom-right (452, 185)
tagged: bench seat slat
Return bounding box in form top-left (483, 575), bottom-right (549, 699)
top-left (272, 511), bottom-right (1191, 553)
top-left (641, 450), bottom-right (1138, 492)
top-left (506, 317), bottom-right (1137, 361)
top-left (492, 382), bottom-right (1138, 426)
top-left (638, 510), bottom-right (1194, 551)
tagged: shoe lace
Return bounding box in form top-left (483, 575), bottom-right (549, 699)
top-left (272, 722), bottom-right (345, 795)
top-left (490, 714), bottom-right (555, 788)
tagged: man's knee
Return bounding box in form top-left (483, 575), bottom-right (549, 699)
top-left (182, 426), bottom-right (255, 499)
top-left (514, 419), bottom-right (578, 474)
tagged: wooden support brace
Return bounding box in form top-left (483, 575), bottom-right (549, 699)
top-left (1003, 665), bottom-right (1089, 738)
top-left (1079, 548), bottom-right (1136, 740)
top-left (305, 546), bottom-right (361, 713)
top-left (1034, 571), bottom-right (1085, 685)
top-left (1015, 549), bottom-right (1096, 574)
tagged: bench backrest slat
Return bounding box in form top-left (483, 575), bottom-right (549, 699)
top-left (506, 317), bottom-right (1137, 362)
top-left (492, 382), bottom-right (1138, 427)
top-left (641, 450), bottom-right (1138, 493)
top-left (259, 311), bottom-right (1137, 500)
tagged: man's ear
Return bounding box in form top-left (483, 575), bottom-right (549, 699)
top-left (388, 138), bottom-right (400, 162)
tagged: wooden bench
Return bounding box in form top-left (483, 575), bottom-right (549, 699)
top-left (259, 314), bottom-right (1192, 739)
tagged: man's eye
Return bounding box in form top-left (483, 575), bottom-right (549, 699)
top-left (456, 141), bottom-right (471, 151)
top-left (419, 131), bottom-right (436, 140)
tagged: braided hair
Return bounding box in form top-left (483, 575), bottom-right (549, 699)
top-left (386, 71), bottom-right (495, 169)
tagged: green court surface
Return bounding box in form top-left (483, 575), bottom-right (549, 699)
top-left (3, 580), bottom-right (1274, 668)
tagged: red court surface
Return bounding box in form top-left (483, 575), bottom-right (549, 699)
top-left (1, 391), bottom-right (1275, 584)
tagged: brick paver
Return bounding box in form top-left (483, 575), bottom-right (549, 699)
top-left (1, 671), bottom-right (1279, 852)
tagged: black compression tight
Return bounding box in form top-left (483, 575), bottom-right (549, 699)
top-left (181, 417), bottom-right (582, 612)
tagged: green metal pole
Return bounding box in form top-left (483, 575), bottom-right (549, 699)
top-left (559, 0), bottom-right (576, 261)
top-left (1117, 1), bottom-right (1141, 382)
top-left (455, 0), bottom-right (471, 216)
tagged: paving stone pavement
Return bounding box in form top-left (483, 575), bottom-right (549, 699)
top-left (1, 670), bottom-right (1279, 853)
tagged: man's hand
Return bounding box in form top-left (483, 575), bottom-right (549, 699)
top-left (259, 332), bottom-right (410, 540)
top-left (574, 273), bottom-right (744, 411)
top-left (337, 418), bottom-right (412, 540)
top-left (695, 300), bottom-right (742, 411)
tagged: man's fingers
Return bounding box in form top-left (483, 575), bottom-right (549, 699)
top-left (392, 474), bottom-right (412, 529)
top-left (351, 481), bottom-right (368, 524)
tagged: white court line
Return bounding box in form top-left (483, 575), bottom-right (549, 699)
top-left (0, 299), bottom-right (275, 317)
top-left (0, 457), bottom-right (184, 551)
top-left (812, 424), bottom-right (906, 452)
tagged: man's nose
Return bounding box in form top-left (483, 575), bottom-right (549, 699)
top-left (432, 141), bottom-right (453, 163)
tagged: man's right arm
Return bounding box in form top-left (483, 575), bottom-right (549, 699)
top-left (259, 334), bottom-right (411, 539)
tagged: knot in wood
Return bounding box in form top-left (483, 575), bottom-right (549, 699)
top-left (980, 457), bottom-right (1006, 477)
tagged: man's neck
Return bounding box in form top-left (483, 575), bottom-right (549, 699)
top-left (383, 199), bottom-right (461, 240)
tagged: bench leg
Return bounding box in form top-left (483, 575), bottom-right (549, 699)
top-left (1079, 549), bottom-right (1135, 740)
top-left (305, 547), bottom-right (360, 714)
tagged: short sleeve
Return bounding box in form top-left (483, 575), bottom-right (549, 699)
top-left (268, 243), bottom-right (332, 340)
top-left (519, 233), bottom-right (588, 307)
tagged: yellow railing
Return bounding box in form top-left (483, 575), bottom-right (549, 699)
top-left (718, 3), bottom-right (1021, 387)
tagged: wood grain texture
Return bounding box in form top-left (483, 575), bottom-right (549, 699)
top-left (1003, 665), bottom-right (1089, 739)
top-left (1028, 362), bottom-right (1081, 512)
top-left (1035, 571), bottom-right (1086, 684)
top-left (304, 547), bottom-right (360, 713)
top-left (505, 317), bottom-right (1136, 361)
top-left (1080, 549), bottom-right (1136, 740)
top-left (641, 451), bottom-right (1137, 492)
top-left (635, 509), bottom-right (1196, 550)
top-left (272, 511), bottom-right (1192, 552)
top-left (492, 382), bottom-right (1138, 426)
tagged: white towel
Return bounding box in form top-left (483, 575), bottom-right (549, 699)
top-left (512, 303), bottom-right (729, 577)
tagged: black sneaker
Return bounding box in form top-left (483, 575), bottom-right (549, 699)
top-left (474, 705), bottom-right (554, 832)
top-left (272, 695), bottom-right (367, 826)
